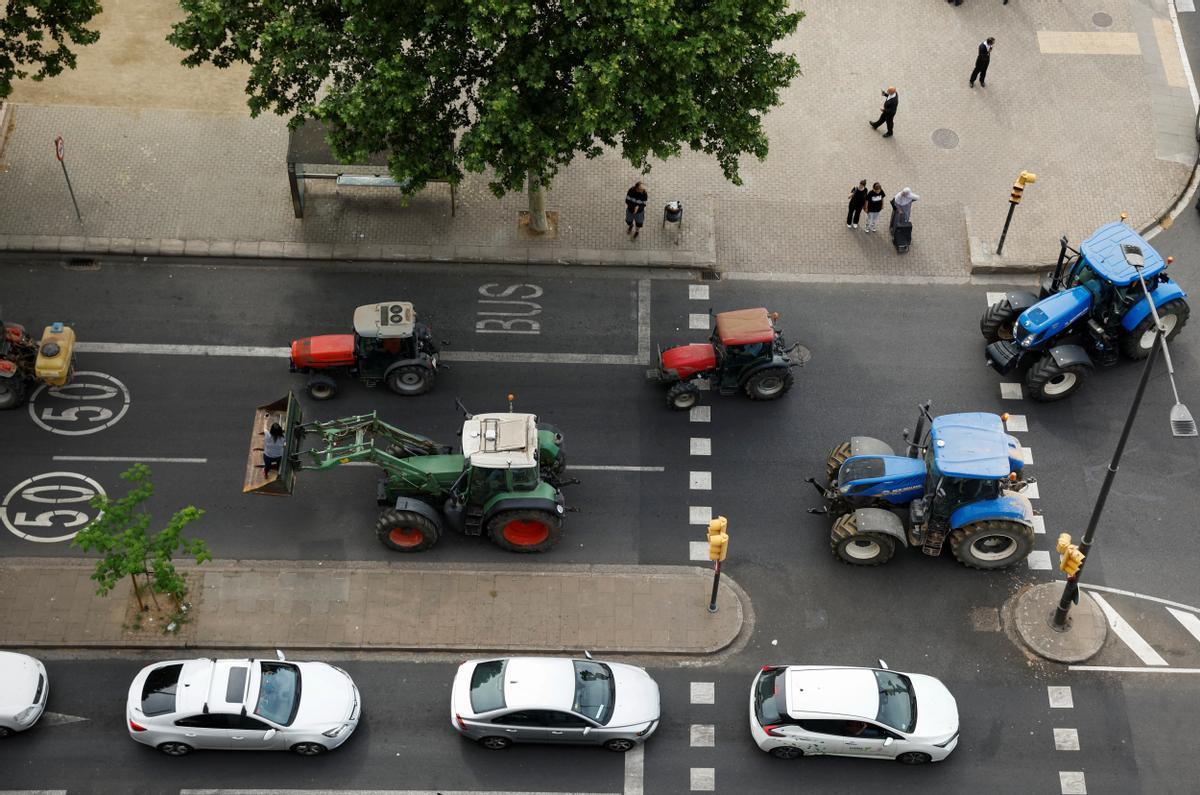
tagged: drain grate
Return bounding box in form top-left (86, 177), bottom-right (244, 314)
top-left (932, 128), bottom-right (960, 150)
top-left (63, 258), bottom-right (100, 271)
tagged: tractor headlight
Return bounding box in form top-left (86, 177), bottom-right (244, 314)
top-left (1019, 334), bottom-right (1036, 348)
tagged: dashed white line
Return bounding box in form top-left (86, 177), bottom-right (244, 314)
top-left (690, 682), bottom-right (715, 704)
top-left (689, 471), bottom-right (712, 490)
top-left (1026, 550), bottom-right (1052, 570)
top-left (1019, 446), bottom-right (1034, 465)
top-left (690, 438), bottom-right (711, 456)
top-left (689, 541), bottom-right (710, 561)
top-left (1048, 686), bottom-right (1074, 708)
top-left (1053, 728), bottom-right (1080, 751)
top-left (689, 313), bottom-right (709, 329)
top-left (76, 342), bottom-right (288, 357)
top-left (689, 506), bottom-right (712, 525)
top-left (1005, 414), bottom-right (1028, 432)
top-left (689, 724), bottom-right (715, 747)
top-left (689, 406), bottom-right (711, 423)
top-left (1000, 382), bottom-right (1024, 400)
top-left (567, 465), bottom-right (665, 472)
top-left (1031, 515), bottom-right (1046, 535)
top-left (986, 291), bottom-right (1007, 307)
top-left (624, 743), bottom-right (645, 795)
top-left (690, 285), bottom-right (710, 300)
top-left (1091, 593), bottom-right (1169, 666)
top-left (1059, 770), bottom-right (1087, 794)
top-left (1068, 665), bottom-right (1200, 674)
top-left (52, 456), bottom-right (207, 464)
top-left (1079, 584), bottom-right (1200, 615)
top-left (689, 768), bottom-right (715, 791)
top-left (1024, 482), bottom-right (1040, 499)
top-left (637, 279), bottom-right (652, 364)
top-left (1166, 607), bottom-right (1200, 644)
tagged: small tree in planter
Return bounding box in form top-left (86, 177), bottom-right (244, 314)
top-left (72, 464), bottom-right (211, 626)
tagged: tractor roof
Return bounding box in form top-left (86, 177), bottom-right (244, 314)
top-left (714, 308), bottom-right (775, 345)
top-left (930, 413), bottom-right (1014, 480)
top-left (353, 301), bottom-right (415, 338)
top-left (1079, 223), bottom-right (1166, 286)
top-left (461, 413), bottom-right (538, 469)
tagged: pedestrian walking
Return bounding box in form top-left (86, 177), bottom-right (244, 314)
top-left (263, 422), bottom-right (286, 474)
top-left (625, 181), bottom-right (648, 238)
top-left (869, 87), bottom-right (898, 138)
top-left (864, 183), bottom-right (886, 232)
top-left (846, 179), bottom-right (869, 228)
top-left (893, 187), bottom-right (919, 224)
top-left (970, 37), bottom-right (995, 87)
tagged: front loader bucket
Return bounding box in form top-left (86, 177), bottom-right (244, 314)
top-left (243, 392), bottom-right (303, 495)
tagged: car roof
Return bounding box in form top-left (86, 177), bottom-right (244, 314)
top-left (1079, 222), bottom-right (1166, 286)
top-left (501, 657), bottom-right (576, 711)
top-left (930, 413), bottom-right (1012, 480)
top-left (714, 308), bottom-right (775, 345)
top-left (785, 667), bottom-right (878, 720)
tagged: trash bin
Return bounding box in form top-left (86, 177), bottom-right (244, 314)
top-left (663, 201), bottom-right (684, 228)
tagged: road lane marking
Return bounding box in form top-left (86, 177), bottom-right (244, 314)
top-left (637, 279), bottom-right (651, 363)
top-left (689, 506), bottom-right (712, 525)
top-left (1024, 482), bottom-right (1040, 499)
top-left (567, 466), bottom-right (666, 472)
top-left (689, 406), bottom-right (711, 423)
top-left (624, 742), bottom-right (644, 795)
top-left (1166, 607), bottom-right (1200, 645)
top-left (39, 711), bottom-right (90, 726)
top-left (1019, 446), bottom-right (1034, 465)
top-left (1079, 584), bottom-right (1200, 615)
top-left (1059, 770), bottom-right (1087, 794)
top-left (76, 342), bottom-right (290, 357)
top-left (1068, 666), bottom-right (1200, 673)
top-left (690, 285), bottom-right (709, 300)
top-left (1005, 414), bottom-right (1028, 432)
top-left (689, 541), bottom-right (709, 561)
top-left (690, 682), bottom-right (715, 704)
top-left (1054, 728), bottom-right (1080, 751)
top-left (690, 768), bottom-right (715, 791)
top-left (1091, 593), bottom-right (1169, 666)
top-left (1032, 515), bottom-right (1046, 535)
top-left (75, 343), bottom-right (646, 366)
top-left (689, 313), bottom-right (709, 329)
top-left (1047, 686), bottom-right (1073, 708)
top-left (1026, 550), bottom-right (1052, 570)
top-left (690, 438), bottom-right (711, 456)
top-left (183, 791), bottom-right (620, 795)
top-left (53, 456), bottom-right (207, 464)
top-left (690, 724), bottom-right (715, 747)
top-left (689, 471), bottom-right (712, 490)
top-left (1000, 383), bottom-right (1023, 400)
top-left (986, 291), bottom-right (1006, 307)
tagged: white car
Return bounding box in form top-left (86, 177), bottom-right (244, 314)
top-left (749, 662), bottom-right (959, 764)
top-left (126, 653), bottom-right (360, 756)
top-left (0, 652), bottom-right (49, 736)
top-left (451, 656), bottom-right (660, 752)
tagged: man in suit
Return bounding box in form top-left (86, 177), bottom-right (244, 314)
top-left (869, 86), bottom-right (898, 138)
top-left (970, 38), bottom-right (995, 87)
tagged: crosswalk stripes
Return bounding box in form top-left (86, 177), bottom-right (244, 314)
top-left (1166, 607), bottom-right (1200, 644)
top-left (1090, 593), bottom-right (1169, 666)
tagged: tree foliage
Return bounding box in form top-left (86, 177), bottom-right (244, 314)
top-left (72, 464), bottom-right (210, 609)
top-left (168, 0), bottom-right (802, 197)
top-left (0, 0), bottom-right (103, 99)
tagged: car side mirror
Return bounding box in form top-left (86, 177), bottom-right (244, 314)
top-left (582, 727), bottom-right (591, 736)
top-left (263, 729), bottom-right (277, 740)
top-left (878, 658), bottom-right (889, 669)
top-left (275, 649), bottom-right (286, 661)
top-left (884, 737), bottom-right (894, 747)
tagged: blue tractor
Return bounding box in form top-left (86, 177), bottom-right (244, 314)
top-left (807, 403), bottom-right (1036, 569)
top-left (981, 222), bottom-right (1189, 401)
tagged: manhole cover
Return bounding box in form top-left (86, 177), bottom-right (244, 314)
top-left (1093, 12), bottom-right (1113, 28)
top-left (932, 128), bottom-right (960, 150)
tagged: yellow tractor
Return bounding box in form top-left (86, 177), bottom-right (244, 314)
top-left (0, 316), bottom-right (76, 409)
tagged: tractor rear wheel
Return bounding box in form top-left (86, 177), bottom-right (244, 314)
top-left (744, 367), bottom-right (794, 401)
top-left (375, 509), bottom-right (440, 552)
top-left (487, 510), bottom-right (563, 553)
top-left (1024, 355), bottom-right (1087, 402)
top-left (980, 299), bottom-right (1019, 343)
top-left (666, 381), bottom-right (701, 411)
top-left (1121, 299), bottom-right (1189, 360)
top-left (386, 364), bottom-right (435, 396)
top-left (949, 520), bottom-right (1034, 570)
top-left (830, 512), bottom-right (896, 566)
top-left (0, 377), bottom-right (27, 410)
top-left (306, 373), bottom-right (339, 400)
top-left (824, 441), bottom-right (852, 484)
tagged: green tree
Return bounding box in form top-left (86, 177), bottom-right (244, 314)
top-left (168, 0), bottom-right (802, 231)
top-left (0, 1), bottom-right (103, 100)
top-left (72, 464), bottom-right (210, 611)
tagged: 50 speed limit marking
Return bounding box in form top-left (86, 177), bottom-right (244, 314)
top-left (1, 472), bottom-right (106, 543)
top-left (28, 371), bottom-right (130, 435)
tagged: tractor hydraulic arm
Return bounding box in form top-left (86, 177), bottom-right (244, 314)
top-left (290, 413), bottom-right (447, 492)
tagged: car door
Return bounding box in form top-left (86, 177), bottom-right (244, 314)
top-left (489, 710), bottom-right (555, 743)
top-left (796, 720), bottom-right (854, 756)
top-left (840, 721), bottom-right (902, 758)
top-left (172, 714), bottom-right (233, 749)
top-left (226, 714), bottom-right (285, 750)
top-left (542, 710), bottom-right (594, 745)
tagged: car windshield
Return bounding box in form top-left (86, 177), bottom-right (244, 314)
top-left (141, 663), bottom-right (183, 717)
top-left (469, 660), bottom-right (506, 713)
top-left (754, 667), bottom-right (788, 725)
top-left (572, 661), bottom-right (615, 724)
top-left (254, 662), bottom-right (301, 726)
top-left (874, 670), bottom-right (917, 733)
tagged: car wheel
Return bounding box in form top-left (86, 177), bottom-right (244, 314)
top-left (770, 745), bottom-right (804, 759)
top-left (604, 738), bottom-right (636, 752)
top-left (157, 741), bottom-right (193, 756)
top-left (0, 727), bottom-right (13, 738)
top-left (291, 742), bottom-right (327, 756)
top-left (896, 751), bottom-right (932, 765)
top-left (479, 735), bottom-right (511, 750)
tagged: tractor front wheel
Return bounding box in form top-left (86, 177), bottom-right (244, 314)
top-left (1024, 356), bottom-right (1087, 402)
top-left (666, 381), bottom-right (701, 411)
top-left (744, 368), bottom-right (794, 401)
top-left (487, 510), bottom-right (563, 553)
top-left (375, 509), bottom-right (440, 552)
top-left (306, 373), bottom-right (339, 401)
top-left (980, 299), bottom-right (1019, 343)
top-left (0, 377), bottom-right (27, 410)
top-left (830, 512), bottom-right (896, 566)
top-left (386, 364), bottom-right (435, 396)
top-left (949, 520), bottom-right (1034, 570)
top-left (824, 441), bottom-right (851, 484)
top-left (1121, 299), bottom-right (1190, 360)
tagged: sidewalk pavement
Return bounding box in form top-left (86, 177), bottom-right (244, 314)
top-left (0, 1), bottom-right (1196, 278)
top-left (0, 559), bottom-right (746, 655)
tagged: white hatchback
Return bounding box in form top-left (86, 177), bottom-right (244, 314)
top-left (126, 653), bottom-right (360, 756)
top-left (0, 652), bottom-right (49, 736)
top-left (749, 662), bottom-right (959, 764)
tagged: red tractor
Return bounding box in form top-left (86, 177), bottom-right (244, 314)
top-left (647, 307), bottom-right (809, 410)
top-left (289, 301), bottom-right (440, 400)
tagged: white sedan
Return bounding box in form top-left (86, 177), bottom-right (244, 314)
top-left (126, 653), bottom-right (360, 756)
top-left (0, 652), bottom-right (49, 736)
top-left (749, 662), bottom-right (959, 764)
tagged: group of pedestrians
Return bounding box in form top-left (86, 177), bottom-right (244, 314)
top-left (847, 183), bottom-right (919, 233)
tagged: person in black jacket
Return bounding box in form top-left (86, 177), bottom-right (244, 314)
top-left (625, 181), bottom-right (648, 238)
top-left (846, 180), bottom-right (869, 229)
top-left (971, 38), bottom-right (995, 87)
top-left (869, 87), bottom-right (898, 137)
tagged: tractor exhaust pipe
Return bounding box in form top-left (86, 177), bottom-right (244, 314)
top-left (904, 400), bottom-right (933, 458)
top-left (1050, 236), bottom-right (1070, 292)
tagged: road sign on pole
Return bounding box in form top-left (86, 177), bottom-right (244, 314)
top-left (54, 135), bottom-right (84, 226)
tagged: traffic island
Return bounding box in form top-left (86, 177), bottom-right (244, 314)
top-left (1011, 582), bottom-right (1107, 664)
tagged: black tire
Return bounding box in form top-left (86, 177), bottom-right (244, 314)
top-left (666, 381), bottom-right (700, 410)
top-left (1024, 355), bottom-right (1087, 402)
top-left (830, 512), bottom-right (896, 566)
top-left (980, 299), bottom-right (1019, 344)
top-left (291, 742), bottom-right (327, 756)
top-left (896, 751), bottom-right (932, 765)
top-left (0, 726), bottom-right (12, 738)
top-left (479, 735), bottom-right (512, 750)
top-left (744, 367), bottom-right (794, 401)
top-left (487, 509), bottom-right (563, 553)
top-left (375, 508), bottom-right (440, 552)
top-left (1121, 299), bottom-right (1189, 360)
top-left (0, 377), bottom-right (27, 410)
top-left (771, 745), bottom-right (804, 760)
top-left (157, 741), bottom-right (193, 756)
top-left (825, 441), bottom-right (851, 484)
top-left (949, 519), bottom-right (1035, 570)
top-left (386, 364), bottom-right (435, 396)
top-left (604, 738), bottom-right (636, 752)
top-left (305, 373), bottom-right (339, 400)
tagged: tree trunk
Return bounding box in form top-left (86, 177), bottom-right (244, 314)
top-left (527, 172), bottom-right (548, 234)
top-left (130, 572), bottom-right (146, 611)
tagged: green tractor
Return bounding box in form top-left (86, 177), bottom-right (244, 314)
top-left (244, 393), bottom-right (574, 553)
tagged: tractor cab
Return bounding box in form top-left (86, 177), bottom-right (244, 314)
top-left (710, 308), bottom-right (778, 389)
top-left (916, 413), bottom-right (1024, 521)
top-left (352, 301), bottom-right (420, 360)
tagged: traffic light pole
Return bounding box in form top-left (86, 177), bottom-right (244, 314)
top-left (1053, 335), bottom-right (1161, 627)
top-left (708, 560), bottom-right (722, 614)
top-left (996, 202), bottom-right (1018, 256)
